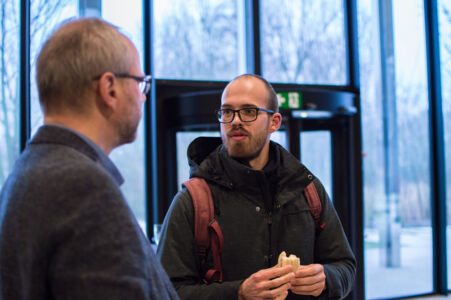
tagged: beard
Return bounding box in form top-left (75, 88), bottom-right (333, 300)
top-left (117, 106), bottom-right (141, 145)
top-left (221, 123), bottom-right (269, 161)
top-left (118, 123), bottom-right (138, 144)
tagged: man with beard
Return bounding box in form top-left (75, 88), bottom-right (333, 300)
top-left (157, 74), bottom-right (356, 300)
top-left (0, 18), bottom-right (178, 300)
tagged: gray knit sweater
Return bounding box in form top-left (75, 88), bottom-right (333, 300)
top-left (0, 124), bottom-right (178, 300)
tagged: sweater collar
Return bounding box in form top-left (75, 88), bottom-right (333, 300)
top-left (28, 124), bottom-right (124, 186)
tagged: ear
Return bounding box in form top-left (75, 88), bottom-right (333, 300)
top-left (268, 112), bottom-right (282, 133)
top-left (97, 72), bottom-right (119, 111)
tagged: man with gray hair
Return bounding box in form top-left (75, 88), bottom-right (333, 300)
top-left (0, 18), bottom-right (178, 299)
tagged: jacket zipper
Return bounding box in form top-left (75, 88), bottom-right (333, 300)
top-left (267, 211), bottom-right (272, 267)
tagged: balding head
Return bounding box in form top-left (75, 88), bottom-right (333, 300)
top-left (222, 74), bottom-right (279, 112)
top-left (219, 74), bottom-right (281, 169)
top-left (36, 17), bottom-right (135, 115)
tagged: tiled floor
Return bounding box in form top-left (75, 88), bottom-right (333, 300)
top-left (403, 295), bottom-right (451, 300)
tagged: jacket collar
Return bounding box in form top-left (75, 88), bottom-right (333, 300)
top-left (188, 137), bottom-right (314, 198)
top-left (28, 124), bottom-right (124, 186)
top-left (216, 142), bottom-right (281, 192)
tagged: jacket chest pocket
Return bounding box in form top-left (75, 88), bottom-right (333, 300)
top-left (278, 198), bottom-right (316, 250)
top-left (281, 196), bottom-right (310, 216)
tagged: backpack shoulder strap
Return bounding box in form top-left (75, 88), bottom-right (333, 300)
top-left (304, 181), bottom-right (326, 230)
top-left (184, 177), bottom-right (223, 283)
top-left (185, 178), bottom-right (213, 252)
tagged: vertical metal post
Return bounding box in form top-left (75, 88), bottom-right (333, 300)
top-left (19, 0), bottom-right (30, 151)
top-left (78, 0), bottom-right (101, 17)
top-left (378, 0), bottom-right (401, 268)
top-left (143, 0), bottom-right (156, 239)
top-left (424, 0), bottom-right (448, 294)
top-left (345, 0), bottom-right (360, 88)
top-left (344, 0), bottom-right (364, 298)
top-left (286, 115), bottom-right (301, 160)
top-left (245, 0), bottom-right (261, 75)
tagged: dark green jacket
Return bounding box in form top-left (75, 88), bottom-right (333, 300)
top-left (157, 137), bottom-right (356, 300)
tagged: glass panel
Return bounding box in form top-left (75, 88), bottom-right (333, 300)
top-left (260, 0), bottom-right (346, 85)
top-left (438, 0), bottom-right (451, 289)
top-left (270, 131), bottom-right (287, 149)
top-left (153, 0), bottom-right (245, 80)
top-left (359, 0), bottom-right (433, 298)
top-left (176, 131), bottom-right (220, 189)
top-left (102, 0), bottom-right (146, 232)
top-left (108, 124), bottom-right (146, 231)
top-left (300, 131), bottom-right (332, 198)
top-left (358, 3), bottom-right (387, 297)
top-left (0, 0), bottom-right (20, 188)
top-left (30, 1), bottom-right (146, 232)
top-left (30, 1), bottom-right (78, 135)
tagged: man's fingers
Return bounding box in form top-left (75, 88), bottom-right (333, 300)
top-left (274, 291), bottom-right (289, 300)
top-left (290, 264), bottom-right (326, 297)
top-left (258, 270), bottom-right (294, 290)
top-left (239, 266), bottom-right (296, 300)
top-left (259, 282), bottom-right (291, 299)
top-left (292, 271), bottom-right (325, 286)
top-left (251, 265), bottom-right (293, 283)
top-left (269, 265), bottom-right (294, 278)
top-left (290, 275), bottom-right (326, 297)
top-left (295, 264), bottom-right (323, 276)
top-left (291, 279), bottom-right (324, 292)
top-left (291, 286), bottom-right (324, 297)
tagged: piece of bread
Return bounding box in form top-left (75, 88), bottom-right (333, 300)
top-left (277, 251), bottom-right (300, 272)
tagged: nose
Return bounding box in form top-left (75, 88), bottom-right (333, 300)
top-left (230, 111), bottom-right (242, 125)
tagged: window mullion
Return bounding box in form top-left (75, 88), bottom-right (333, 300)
top-left (19, 0), bottom-right (30, 151)
top-left (424, 0), bottom-right (448, 294)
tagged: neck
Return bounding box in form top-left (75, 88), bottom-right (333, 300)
top-left (44, 113), bottom-right (116, 155)
top-left (247, 142), bottom-right (270, 170)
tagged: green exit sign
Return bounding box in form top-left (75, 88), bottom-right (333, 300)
top-left (276, 92), bottom-right (302, 109)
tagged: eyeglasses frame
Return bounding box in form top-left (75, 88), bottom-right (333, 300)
top-left (93, 73), bottom-right (152, 94)
top-left (216, 107), bottom-right (275, 123)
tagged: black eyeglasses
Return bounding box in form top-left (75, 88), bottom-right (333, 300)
top-left (216, 107), bottom-right (275, 123)
top-left (115, 74), bottom-right (152, 94)
top-left (93, 73), bottom-right (152, 94)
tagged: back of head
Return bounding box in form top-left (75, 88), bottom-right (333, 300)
top-left (36, 17), bottom-right (134, 115)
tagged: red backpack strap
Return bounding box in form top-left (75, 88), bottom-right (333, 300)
top-left (184, 178), bottom-right (223, 283)
top-left (304, 181), bottom-right (326, 230)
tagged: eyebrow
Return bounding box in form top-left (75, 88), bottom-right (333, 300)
top-left (221, 104), bottom-right (258, 109)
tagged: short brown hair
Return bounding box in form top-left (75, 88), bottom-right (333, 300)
top-left (225, 74), bottom-right (279, 112)
top-left (36, 17), bottom-right (134, 113)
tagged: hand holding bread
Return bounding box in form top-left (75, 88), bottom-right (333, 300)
top-left (277, 251), bottom-right (300, 272)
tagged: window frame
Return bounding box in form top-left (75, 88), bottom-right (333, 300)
top-left (13, 0), bottom-right (448, 298)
